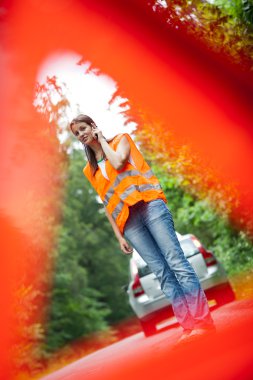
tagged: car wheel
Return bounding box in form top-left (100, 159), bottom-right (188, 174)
top-left (215, 283), bottom-right (236, 306)
top-left (140, 319), bottom-right (157, 337)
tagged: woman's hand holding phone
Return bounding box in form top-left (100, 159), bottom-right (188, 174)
top-left (91, 124), bottom-right (104, 142)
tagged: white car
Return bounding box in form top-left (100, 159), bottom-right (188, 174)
top-left (127, 232), bottom-right (235, 337)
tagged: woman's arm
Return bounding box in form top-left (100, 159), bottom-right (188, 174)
top-left (92, 127), bottom-right (131, 171)
top-left (104, 207), bottom-right (133, 255)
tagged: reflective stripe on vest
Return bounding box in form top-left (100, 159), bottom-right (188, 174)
top-left (110, 184), bottom-right (162, 221)
top-left (120, 183), bottom-right (162, 201)
top-left (103, 170), bottom-right (162, 211)
top-left (111, 200), bottom-right (125, 220)
top-left (113, 169), bottom-right (154, 187)
top-left (103, 169), bottom-right (160, 207)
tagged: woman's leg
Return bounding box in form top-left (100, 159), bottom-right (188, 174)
top-left (124, 202), bottom-right (196, 330)
top-left (142, 199), bottom-right (214, 329)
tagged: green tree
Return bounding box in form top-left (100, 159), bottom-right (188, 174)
top-left (147, 0), bottom-right (253, 71)
top-left (44, 148), bottom-right (132, 352)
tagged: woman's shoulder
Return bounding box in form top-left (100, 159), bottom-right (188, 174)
top-left (109, 133), bottom-right (132, 149)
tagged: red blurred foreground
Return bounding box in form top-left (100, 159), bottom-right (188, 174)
top-left (1, 0), bottom-right (253, 378)
top-left (41, 300), bottom-right (253, 380)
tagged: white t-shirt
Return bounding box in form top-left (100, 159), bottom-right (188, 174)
top-left (97, 159), bottom-right (109, 180)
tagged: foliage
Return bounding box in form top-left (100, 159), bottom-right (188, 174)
top-left (133, 115), bottom-right (239, 216)
top-left (34, 75), bottom-right (80, 151)
top-left (34, 76), bottom-right (70, 127)
top-left (148, 0), bottom-right (253, 71)
top-left (44, 149), bottom-right (132, 353)
top-left (135, 135), bottom-right (253, 277)
top-left (12, 77), bottom-right (70, 376)
top-left (12, 284), bottom-right (46, 376)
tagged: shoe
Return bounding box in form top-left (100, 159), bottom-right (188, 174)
top-left (175, 327), bottom-right (216, 347)
top-left (175, 329), bottom-right (193, 344)
top-left (188, 326), bottom-right (216, 338)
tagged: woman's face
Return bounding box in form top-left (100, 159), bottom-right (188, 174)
top-left (71, 122), bottom-right (95, 145)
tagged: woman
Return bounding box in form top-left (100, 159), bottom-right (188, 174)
top-left (70, 114), bottom-right (215, 343)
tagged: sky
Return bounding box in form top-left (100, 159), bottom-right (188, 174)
top-left (37, 51), bottom-right (136, 142)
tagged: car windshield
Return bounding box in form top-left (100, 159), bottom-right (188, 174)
top-left (138, 238), bottom-right (199, 278)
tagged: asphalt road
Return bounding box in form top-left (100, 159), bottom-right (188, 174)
top-left (41, 299), bottom-right (253, 380)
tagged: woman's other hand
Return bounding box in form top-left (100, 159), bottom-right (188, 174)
top-left (119, 237), bottom-right (133, 255)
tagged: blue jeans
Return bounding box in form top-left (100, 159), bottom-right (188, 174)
top-left (124, 199), bottom-right (214, 330)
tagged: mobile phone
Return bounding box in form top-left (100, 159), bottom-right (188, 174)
top-left (92, 124), bottom-right (98, 139)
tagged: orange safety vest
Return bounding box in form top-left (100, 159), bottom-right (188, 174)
top-left (83, 133), bottom-right (167, 233)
